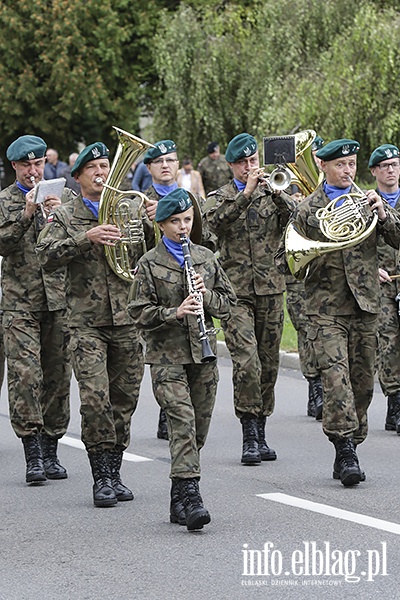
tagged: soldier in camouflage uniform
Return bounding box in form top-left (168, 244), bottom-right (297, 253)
top-left (36, 142), bottom-right (144, 508)
top-left (128, 188), bottom-right (236, 530)
top-left (276, 139), bottom-right (400, 486)
top-left (204, 133), bottom-right (295, 465)
top-left (198, 142), bottom-right (232, 196)
top-left (368, 144), bottom-right (400, 434)
top-left (0, 135), bottom-right (73, 485)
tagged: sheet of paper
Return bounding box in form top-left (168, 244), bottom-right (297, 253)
top-left (34, 178), bottom-right (66, 204)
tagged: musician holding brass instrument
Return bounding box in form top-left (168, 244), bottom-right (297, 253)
top-left (276, 138), bottom-right (400, 487)
top-left (0, 134), bottom-right (74, 486)
top-left (369, 144), bottom-right (400, 434)
top-left (128, 188), bottom-right (236, 531)
top-left (36, 142), bottom-right (145, 508)
top-left (204, 132), bottom-right (296, 466)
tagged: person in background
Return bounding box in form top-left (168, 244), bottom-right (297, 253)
top-left (198, 142), bottom-right (232, 196)
top-left (36, 142), bottom-right (144, 507)
top-left (62, 152), bottom-right (80, 195)
top-left (131, 159), bottom-right (152, 193)
top-left (0, 135), bottom-right (73, 484)
top-left (44, 148), bottom-right (67, 180)
top-left (177, 157), bottom-right (205, 198)
top-left (369, 143), bottom-right (400, 434)
top-left (128, 187), bottom-right (236, 530)
top-left (284, 184), bottom-right (323, 419)
top-left (311, 136), bottom-right (324, 171)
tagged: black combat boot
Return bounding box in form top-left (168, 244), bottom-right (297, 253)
top-left (385, 395), bottom-right (396, 431)
top-left (332, 438), bottom-right (361, 487)
top-left (88, 451), bottom-right (118, 507)
top-left (312, 376), bottom-right (323, 421)
top-left (109, 451), bottom-right (134, 501)
top-left (333, 445), bottom-right (366, 482)
top-left (157, 408), bottom-right (169, 440)
top-left (256, 417), bottom-right (277, 461)
top-left (240, 414), bottom-right (261, 465)
top-left (170, 479), bottom-right (186, 525)
top-left (41, 434), bottom-right (68, 479)
top-left (178, 478), bottom-right (211, 531)
top-left (389, 392), bottom-right (400, 435)
top-left (306, 379), bottom-right (316, 417)
top-left (22, 435), bottom-right (47, 484)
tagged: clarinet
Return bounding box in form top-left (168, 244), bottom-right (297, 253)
top-left (180, 234), bottom-right (217, 363)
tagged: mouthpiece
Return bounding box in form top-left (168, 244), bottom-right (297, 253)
top-left (95, 177), bottom-right (104, 184)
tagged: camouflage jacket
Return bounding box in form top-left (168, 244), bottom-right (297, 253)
top-left (128, 241), bottom-right (236, 364)
top-left (376, 192), bottom-right (400, 299)
top-left (281, 184), bottom-right (400, 315)
top-left (197, 155), bottom-right (232, 196)
top-left (204, 180), bottom-right (295, 297)
top-left (0, 183), bottom-right (74, 312)
top-left (36, 194), bottom-right (138, 328)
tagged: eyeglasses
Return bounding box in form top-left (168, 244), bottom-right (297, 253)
top-left (377, 161), bottom-right (400, 171)
top-left (151, 158), bottom-right (178, 166)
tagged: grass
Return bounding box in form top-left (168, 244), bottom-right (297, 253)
top-left (213, 295), bottom-right (298, 353)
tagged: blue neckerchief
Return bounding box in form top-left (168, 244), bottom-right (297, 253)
top-left (234, 178), bottom-right (246, 192)
top-left (380, 189), bottom-right (400, 208)
top-left (153, 182), bottom-right (178, 198)
top-left (82, 197), bottom-right (99, 218)
top-left (162, 235), bottom-right (186, 268)
top-left (323, 182), bottom-right (352, 207)
top-left (16, 181), bottom-right (31, 195)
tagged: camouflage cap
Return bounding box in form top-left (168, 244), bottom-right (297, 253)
top-left (311, 135), bottom-right (324, 152)
top-left (316, 139), bottom-right (360, 161)
top-left (155, 187), bottom-right (192, 223)
top-left (6, 135), bottom-right (47, 162)
top-left (71, 142), bottom-right (109, 176)
top-left (225, 133), bottom-right (258, 163)
top-left (368, 144), bottom-right (400, 168)
top-left (143, 140), bottom-right (177, 164)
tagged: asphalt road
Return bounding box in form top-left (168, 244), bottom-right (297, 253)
top-left (0, 356), bottom-right (399, 600)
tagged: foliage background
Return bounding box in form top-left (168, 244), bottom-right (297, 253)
top-left (0, 0), bottom-right (399, 183)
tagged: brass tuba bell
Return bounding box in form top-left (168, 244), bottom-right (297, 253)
top-left (286, 129), bottom-right (324, 196)
top-left (98, 127), bottom-right (156, 282)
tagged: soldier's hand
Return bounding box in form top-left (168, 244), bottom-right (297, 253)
top-left (243, 166), bottom-right (265, 198)
top-left (42, 194), bottom-right (62, 216)
top-left (24, 188), bottom-right (38, 219)
top-left (365, 189), bottom-right (387, 221)
top-left (86, 224), bottom-right (121, 246)
top-left (145, 199), bottom-right (158, 221)
top-left (379, 268), bottom-right (392, 284)
top-left (176, 293), bottom-right (203, 319)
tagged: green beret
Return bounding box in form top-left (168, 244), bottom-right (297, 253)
top-left (225, 133), bottom-right (258, 163)
top-left (311, 135), bottom-right (324, 152)
top-left (71, 142), bottom-right (109, 176)
top-left (143, 140), bottom-right (177, 164)
top-left (316, 138), bottom-right (360, 161)
top-left (155, 188), bottom-right (192, 222)
top-left (368, 144), bottom-right (400, 168)
top-left (6, 135), bottom-right (47, 162)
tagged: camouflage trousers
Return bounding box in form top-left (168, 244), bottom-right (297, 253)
top-left (70, 325), bottom-right (144, 453)
top-left (222, 293), bottom-right (284, 419)
top-left (151, 362), bottom-right (218, 479)
top-left (0, 317), bottom-right (4, 392)
top-left (3, 309), bottom-right (71, 439)
top-left (376, 295), bottom-right (400, 396)
top-left (285, 283), bottom-right (319, 379)
top-left (308, 311), bottom-right (378, 445)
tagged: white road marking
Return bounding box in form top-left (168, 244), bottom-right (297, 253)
top-left (258, 492), bottom-right (400, 535)
top-left (60, 436), bottom-right (153, 462)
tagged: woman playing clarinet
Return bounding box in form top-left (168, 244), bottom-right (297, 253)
top-left (128, 187), bottom-right (236, 531)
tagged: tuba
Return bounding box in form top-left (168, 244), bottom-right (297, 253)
top-left (285, 180), bottom-right (378, 280)
top-left (98, 126), bottom-right (156, 282)
top-left (287, 129), bottom-right (324, 196)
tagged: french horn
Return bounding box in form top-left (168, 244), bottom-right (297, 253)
top-left (98, 126), bottom-right (156, 282)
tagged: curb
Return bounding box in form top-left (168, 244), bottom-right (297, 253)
top-left (217, 340), bottom-right (300, 371)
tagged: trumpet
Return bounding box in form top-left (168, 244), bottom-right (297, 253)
top-left (180, 234), bottom-right (216, 363)
top-left (258, 166), bottom-right (293, 192)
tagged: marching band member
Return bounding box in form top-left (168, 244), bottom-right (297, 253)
top-left (204, 133), bottom-right (295, 466)
top-left (369, 144), bottom-right (400, 433)
top-left (36, 142), bottom-right (144, 508)
top-left (0, 135), bottom-right (73, 485)
top-left (128, 188), bottom-right (236, 531)
top-left (276, 139), bottom-right (400, 486)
